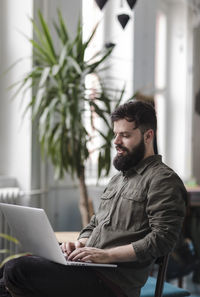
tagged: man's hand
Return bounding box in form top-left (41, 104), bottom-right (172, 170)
top-left (68, 244), bottom-right (136, 263)
top-left (61, 238), bottom-right (88, 257)
top-left (68, 247), bottom-right (110, 263)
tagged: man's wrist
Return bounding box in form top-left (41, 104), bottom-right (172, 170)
top-left (78, 237), bottom-right (88, 246)
top-left (106, 249), bottom-right (115, 263)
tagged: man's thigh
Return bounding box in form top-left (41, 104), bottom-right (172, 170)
top-left (3, 256), bottom-right (116, 297)
top-left (0, 278), bottom-right (12, 297)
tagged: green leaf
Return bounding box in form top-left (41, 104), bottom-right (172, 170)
top-left (0, 253), bottom-right (30, 268)
top-left (89, 47), bottom-right (114, 72)
top-left (29, 39), bottom-right (54, 64)
top-left (59, 45), bottom-right (67, 67)
top-left (84, 22), bottom-right (99, 50)
top-left (67, 56), bottom-right (82, 75)
top-left (52, 65), bottom-right (60, 76)
top-left (57, 9), bottom-right (69, 43)
top-left (33, 87), bottom-right (46, 118)
top-left (98, 151), bottom-right (103, 178)
top-left (89, 101), bottom-right (110, 127)
top-left (114, 84), bottom-right (126, 109)
top-left (0, 249), bottom-right (10, 254)
top-left (0, 233), bottom-right (19, 244)
top-left (38, 11), bottom-right (57, 62)
top-left (39, 67), bottom-right (51, 87)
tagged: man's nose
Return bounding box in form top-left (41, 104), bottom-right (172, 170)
top-left (114, 134), bottom-right (122, 145)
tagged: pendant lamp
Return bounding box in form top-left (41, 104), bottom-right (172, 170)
top-left (126, 0), bottom-right (137, 9)
top-left (195, 90), bottom-right (200, 115)
top-left (105, 42), bottom-right (116, 48)
top-left (117, 14), bottom-right (130, 29)
top-left (95, 0), bottom-right (109, 10)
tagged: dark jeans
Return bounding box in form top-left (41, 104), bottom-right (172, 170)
top-left (0, 256), bottom-right (119, 297)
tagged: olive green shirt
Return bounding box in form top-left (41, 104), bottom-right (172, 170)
top-left (79, 155), bottom-right (187, 297)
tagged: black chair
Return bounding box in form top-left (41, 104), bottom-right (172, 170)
top-left (166, 238), bottom-right (200, 288)
top-left (141, 254), bottom-right (190, 297)
top-left (155, 255), bottom-right (170, 297)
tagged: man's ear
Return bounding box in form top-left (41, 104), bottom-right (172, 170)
top-left (144, 129), bottom-right (154, 143)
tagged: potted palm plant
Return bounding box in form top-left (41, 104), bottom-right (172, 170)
top-left (14, 10), bottom-right (125, 227)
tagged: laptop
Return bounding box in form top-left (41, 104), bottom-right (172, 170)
top-left (0, 203), bottom-right (117, 268)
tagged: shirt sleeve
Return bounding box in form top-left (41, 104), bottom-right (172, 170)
top-left (132, 171), bottom-right (187, 262)
top-left (78, 214), bottom-right (97, 240)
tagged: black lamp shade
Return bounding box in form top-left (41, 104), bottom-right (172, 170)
top-left (117, 14), bottom-right (130, 29)
top-left (195, 90), bottom-right (200, 115)
top-left (126, 0), bottom-right (137, 9)
top-left (95, 0), bottom-right (108, 10)
top-left (105, 42), bottom-right (116, 48)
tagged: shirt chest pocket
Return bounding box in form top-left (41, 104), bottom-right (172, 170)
top-left (113, 190), bottom-right (147, 231)
top-left (96, 189), bottom-right (116, 222)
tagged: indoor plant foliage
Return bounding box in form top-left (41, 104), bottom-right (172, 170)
top-left (0, 233), bottom-right (27, 268)
top-left (15, 11), bottom-right (124, 227)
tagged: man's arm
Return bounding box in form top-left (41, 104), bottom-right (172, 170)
top-left (132, 173), bottom-right (187, 262)
top-left (68, 243), bottom-right (137, 263)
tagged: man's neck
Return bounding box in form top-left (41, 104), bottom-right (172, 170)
top-left (143, 150), bottom-right (155, 160)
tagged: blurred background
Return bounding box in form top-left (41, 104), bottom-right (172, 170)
top-left (2, 0), bottom-right (200, 293)
top-left (0, 0), bottom-right (200, 232)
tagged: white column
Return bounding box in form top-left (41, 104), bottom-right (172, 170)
top-left (0, 0), bottom-right (33, 191)
top-left (165, 1), bottom-right (193, 180)
top-left (133, 0), bottom-right (157, 93)
top-left (103, 0), bottom-right (134, 100)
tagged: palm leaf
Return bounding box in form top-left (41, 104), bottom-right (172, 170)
top-left (0, 233), bottom-right (19, 244)
top-left (89, 47), bottom-right (114, 72)
top-left (57, 9), bottom-right (69, 43)
top-left (0, 253), bottom-right (30, 269)
top-left (0, 249), bottom-right (10, 254)
top-left (29, 39), bottom-right (54, 64)
top-left (85, 23), bottom-right (99, 48)
top-left (38, 11), bottom-right (57, 62)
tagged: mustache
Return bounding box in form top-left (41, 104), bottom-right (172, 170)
top-left (115, 144), bottom-right (129, 152)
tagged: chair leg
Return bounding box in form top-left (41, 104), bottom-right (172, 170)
top-left (178, 277), bottom-right (183, 288)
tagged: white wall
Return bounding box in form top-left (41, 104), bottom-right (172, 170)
top-left (0, 0), bottom-right (33, 191)
top-left (165, 0), bottom-right (193, 180)
top-left (133, 0), bottom-right (157, 94)
top-left (103, 0), bottom-right (134, 100)
top-left (133, 0), bottom-right (194, 181)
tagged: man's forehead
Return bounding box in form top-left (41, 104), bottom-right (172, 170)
top-left (113, 119), bottom-right (136, 131)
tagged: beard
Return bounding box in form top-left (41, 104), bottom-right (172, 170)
top-left (113, 138), bottom-right (145, 172)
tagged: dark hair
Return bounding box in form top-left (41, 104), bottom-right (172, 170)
top-left (111, 100), bottom-right (157, 134)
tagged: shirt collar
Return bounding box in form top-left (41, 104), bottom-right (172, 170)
top-left (123, 155), bottom-right (162, 177)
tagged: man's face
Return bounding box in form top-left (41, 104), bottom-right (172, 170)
top-left (113, 119), bottom-right (145, 171)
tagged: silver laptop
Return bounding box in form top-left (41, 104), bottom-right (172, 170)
top-left (0, 203), bottom-right (117, 268)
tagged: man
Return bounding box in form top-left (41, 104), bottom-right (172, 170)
top-left (0, 100), bottom-right (186, 297)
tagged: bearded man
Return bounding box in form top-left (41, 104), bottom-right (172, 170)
top-left (0, 101), bottom-right (186, 297)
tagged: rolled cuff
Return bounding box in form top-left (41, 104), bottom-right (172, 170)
top-left (132, 239), bottom-right (149, 262)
